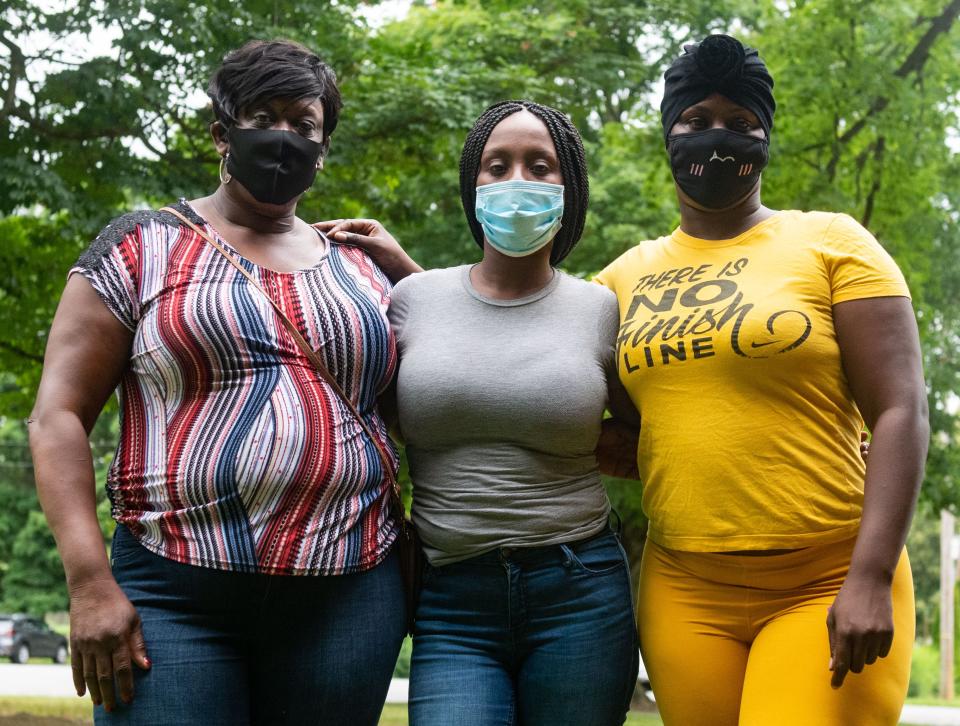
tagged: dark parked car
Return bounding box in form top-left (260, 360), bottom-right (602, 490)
top-left (0, 614), bottom-right (68, 664)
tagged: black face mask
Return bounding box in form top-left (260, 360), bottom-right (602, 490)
top-left (667, 128), bottom-right (769, 210)
top-left (226, 127), bottom-right (323, 205)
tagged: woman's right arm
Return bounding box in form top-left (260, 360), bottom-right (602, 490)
top-left (29, 275), bottom-right (149, 711)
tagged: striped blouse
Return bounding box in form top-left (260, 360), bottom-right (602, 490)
top-left (72, 200), bottom-right (399, 576)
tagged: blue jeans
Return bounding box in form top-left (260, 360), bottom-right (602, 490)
top-left (410, 529), bottom-right (639, 726)
top-left (96, 524), bottom-right (405, 726)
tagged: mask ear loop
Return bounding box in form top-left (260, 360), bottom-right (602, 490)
top-left (219, 154), bottom-right (232, 184)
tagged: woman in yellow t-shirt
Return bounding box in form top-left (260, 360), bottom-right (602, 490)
top-left (593, 34), bottom-right (927, 726)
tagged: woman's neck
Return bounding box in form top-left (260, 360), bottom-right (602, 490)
top-left (194, 185), bottom-right (299, 237)
top-left (471, 243), bottom-right (555, 300)
top-left (678, 189), bottom-right (775, 241)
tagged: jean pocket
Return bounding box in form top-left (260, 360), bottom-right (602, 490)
top-left (560, 533), bottom-right (628, 576)
top-left (109, 525), bottom-right (145, 567)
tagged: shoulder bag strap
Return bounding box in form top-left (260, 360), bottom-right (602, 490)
top-left (159, 206), bottom-right (405, 513)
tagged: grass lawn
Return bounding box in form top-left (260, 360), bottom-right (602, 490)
top-left (0, 696), bottom-right (90, 720)
top-left (906, 696), bottom-right (960, 708)
top-left (0, 699), bottom-right (663, 725)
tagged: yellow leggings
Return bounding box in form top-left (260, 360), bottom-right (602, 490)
top-left (637, 537), bottom-right (914, 726)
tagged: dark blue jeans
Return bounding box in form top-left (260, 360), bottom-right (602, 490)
top-left (410, 529), bottom-right (639, 726)
top-left (96, 525), bottom-right (405, 726)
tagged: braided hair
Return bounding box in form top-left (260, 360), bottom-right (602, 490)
top-left (459, 100), bottom-right (589, 265)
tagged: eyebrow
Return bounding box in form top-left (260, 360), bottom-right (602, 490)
top-left (251, 98), bottom-right (322, 116)
top-left (683, 104), bottom-right (755, 117)
top-left (481, 144), bottom-right (558, 158)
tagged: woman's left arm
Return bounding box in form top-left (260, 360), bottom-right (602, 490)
top-left (827, 295), bottom-right (929, 688)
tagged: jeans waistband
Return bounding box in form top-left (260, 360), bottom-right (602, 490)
top-left (450, 526), bottom-right (616, 567)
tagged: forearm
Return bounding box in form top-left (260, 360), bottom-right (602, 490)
top-left (29, 411), bottom-right (112, 590)
top-left (597, 417), bottom-right (641, 479)
top-left (848, 404), bottom-right (929, 584)
top-left (377, 244), bottom-right (422, 283)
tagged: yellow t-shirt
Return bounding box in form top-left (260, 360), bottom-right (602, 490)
top-left (595, 210), bottom-right (910, 551)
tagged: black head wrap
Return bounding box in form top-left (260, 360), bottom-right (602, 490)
top-left (660, 34), bottom-right (775, 143)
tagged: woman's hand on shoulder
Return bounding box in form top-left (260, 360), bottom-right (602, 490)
top-left (315, 218), bottom-right (423, 283)
top-left (68, 575), bottom-right (150, 711)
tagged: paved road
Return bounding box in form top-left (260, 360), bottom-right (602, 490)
top-left (1, 666), bottom-right (958, 724)
top-left (901, 705), bottom-right (960, 726)
top-left (0, 664), bottom-right (74, 698)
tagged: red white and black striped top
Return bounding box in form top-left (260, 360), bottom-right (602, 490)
top-left (72, 201), bottom-right (399, 575)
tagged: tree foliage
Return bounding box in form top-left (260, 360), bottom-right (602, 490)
top-left (0, 0), bottom-right (958, 613)
top-left (2, 510), bottom-right (68, 614)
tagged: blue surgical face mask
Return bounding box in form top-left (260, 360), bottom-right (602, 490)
top-left (474, 180), bottom-right (565, 257)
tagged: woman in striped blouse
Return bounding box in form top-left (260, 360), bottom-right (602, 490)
top-left (29, 40), bottom-right (405, 725)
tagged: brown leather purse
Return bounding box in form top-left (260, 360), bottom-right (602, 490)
top-left (160, 205), bottom-right (423, 635)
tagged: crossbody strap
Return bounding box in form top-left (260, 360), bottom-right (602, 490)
top-left (159, 206), bottom-right (405, 513)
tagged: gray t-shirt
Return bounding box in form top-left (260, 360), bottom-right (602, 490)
top-left (388, 265), bottom-right (621, 565)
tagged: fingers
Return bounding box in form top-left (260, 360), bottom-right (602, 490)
top-left (830, 631), bottom-right (850, 689)
top-left (71, 645), bottom-right (86, 697)
top-left (826, 607), bottom-right (836, 666)
top-left (330, 219), bottom-right (383, 238)
top-left (333, 231), bottom-right (379, 246)
top-left (831, 657), bottom-right (850, 688)
top-left (863, 628), bottom-right (894, 666)
top-left (849, 634), bottom-right (867, 675)
top-left (83, 651), bottom-right (102, 706)
top-left (826, 608), bottom-right (850, 688)
top-left (129, 618), bottom-right (151, 671)
top-left (96, 652), bottom-right (117, 712)
top-left (878, 631), bottom-right (893, 659)
top-left (113, 646), bottom-right (134, 705)
top-left (312, 220), bottom-right (343, 231)
top-left (74, 631), bottom-right (147, 708)
top-left (827, 620), bottom-right (891, 687)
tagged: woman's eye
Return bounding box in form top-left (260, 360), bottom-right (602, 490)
top-left (253, 114), bottom-right (273, 126)
top-left (531, 163), bottom-right (550, 175)
top-left (732, 118), bottom-right (751, 132)
top-left (687, 117), bottom-right (706, 129)
top-left (298, 121), bottom-right (317, 134)
top-left (487, 164), bottom-right (506, 175)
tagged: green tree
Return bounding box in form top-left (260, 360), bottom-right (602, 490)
top-left (908, 504), bottom-right (944, 641)
top-left (0, 0), bottom-right (374, 413)
top-left (0, 413), bottom-right (117, 612)
top-left (0, 415), bottom-right (37, 603)
top-left (1, 510), bottom-right (68, 614)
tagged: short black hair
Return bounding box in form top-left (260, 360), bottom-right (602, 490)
top-left (459, 100), bottom-right (589, 265)
top-left (208, 39), bottom-right (342, 146)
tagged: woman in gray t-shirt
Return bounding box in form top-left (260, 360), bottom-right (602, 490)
top-left (324, 101), bottom-right (640, 726)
